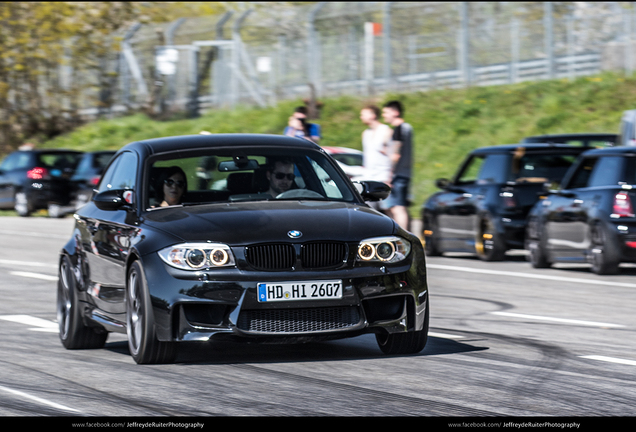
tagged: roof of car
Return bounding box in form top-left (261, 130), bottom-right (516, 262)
top-left (123, 134), bottom-right (320, 156)
top-left (521, 133), bottom-right (617, 143)
top-left (580, 146), bottom-right (636, 156)
top-left (470, 143), bottom-right (590, 155)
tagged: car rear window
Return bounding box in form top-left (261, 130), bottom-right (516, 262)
top-left (510, 153), bottom-right (579, 184)
top-left (36, 152), bottom-right (82, 170)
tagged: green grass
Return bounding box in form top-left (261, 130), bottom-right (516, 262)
top-left (16, 71), bottom-right (636, 218)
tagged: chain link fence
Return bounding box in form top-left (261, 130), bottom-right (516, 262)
top-left (72, 2), bottom-right (636, 119)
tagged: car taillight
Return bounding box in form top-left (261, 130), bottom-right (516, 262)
top-left (90, 175), bottom-right (101, 186)
top-left (27, 167), bottom-right (47, 180)
top-left (612, 192), bottom-right (634, 218)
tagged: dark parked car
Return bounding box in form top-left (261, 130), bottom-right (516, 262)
top-left (69, 150), bottom-right (116, 211)
top-left (57, 134), bottom-right (429, 364)
top-left (0, 149), bottom-right (83, 216)
top-left (421, 144), bottom-right (589, 261)
top-left (521, 133), bottom-right (617, 147)
top-left (526, 146), bottom-right (636, 274)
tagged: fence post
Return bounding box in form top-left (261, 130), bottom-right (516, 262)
top-left (383, 2), bottom-right (393, 91)
top-left (121, 23), bottom-right (148, 105)
top-left (567, 15), bottom-right (575, 81)
top-left (625, 7), bottom-right (633, 76)
top-left (544, 2), bottom-right (554, 80)
top-left (510, 18), bottom-right (519, 84)
top-left (458, 2), bottom-right (470, 87)
top-left (307, 2), bottom-right (327, 98)
top-left (187, 45), bottom-right (200, 118)
top-left (165, 18), bottom-right (185, 110)
top-left (121, 23), bottom-right (141, 107)
top-left (214, 11), bottom-right (233, 108)
top-left (231, 10), bottom-right (252, 109)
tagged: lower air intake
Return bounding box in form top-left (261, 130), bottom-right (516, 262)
top-left (238, 306), bottom-right (361, 333)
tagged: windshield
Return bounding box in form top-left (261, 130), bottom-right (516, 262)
top-left (145, 147), bottom-right (357, 209)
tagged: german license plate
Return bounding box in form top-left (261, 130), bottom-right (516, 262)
top-left (257, 280), bottom-right (343, 302)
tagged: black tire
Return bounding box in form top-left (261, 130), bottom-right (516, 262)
top-left (375, 304), bottom-right (429, 355)
top-left (589, 223), bottom-right (620, 275)
top-left (14, 191), bottom-right (32, 217)
top-left (127, 261), bottom-right (177, 364)
top-left (526, 219), bottom-right (551, 268)
top-left (57, 255), bottom-right (108, 349)
top-left (422, 214), bottom-right (442, 257)
top-left (476, 215), bottom-right (506, 261)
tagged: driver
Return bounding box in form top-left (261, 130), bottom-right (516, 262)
top-left (265, 158), bottom-right (295, 197)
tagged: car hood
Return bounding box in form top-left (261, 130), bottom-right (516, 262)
top-left (142, 200), bottom-right (395, 245)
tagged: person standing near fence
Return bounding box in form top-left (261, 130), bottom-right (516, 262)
top-left (381, 100), bottom-right (413, 230)
top-left (360, 105), bottom-right (393, 211)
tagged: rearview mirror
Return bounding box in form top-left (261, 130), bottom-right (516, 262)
top-left (218, 159), bottom-right (260, 172)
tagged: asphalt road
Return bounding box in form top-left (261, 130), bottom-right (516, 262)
top-left (0, 216), bottom-right (635, 420)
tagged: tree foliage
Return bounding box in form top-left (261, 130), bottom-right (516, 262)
top-left (0, 1), bottom-right (225, 152)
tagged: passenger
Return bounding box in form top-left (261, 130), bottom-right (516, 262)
top-left (265, 159), bottom-right (295, 197)
top-left (158, 166), bottom-right (187, 207)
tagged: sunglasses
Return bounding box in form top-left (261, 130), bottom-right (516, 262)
top-left (273, 172), bottom-right (295, 181)
top-left (164, 178), bottom-right (185, 188)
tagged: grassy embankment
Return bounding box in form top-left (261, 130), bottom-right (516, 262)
top-left (4, 71), bottom-right (636, 218)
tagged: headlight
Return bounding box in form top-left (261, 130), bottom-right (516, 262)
top-left (356, 236), bottom-right (411, 263)
top-left (158, 243), bottom-right (235, 270)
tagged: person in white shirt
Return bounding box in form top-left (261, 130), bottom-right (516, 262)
top-left (359, 105), bottom-right (393, 211)
top-left (360, 105), bottom-right (393, 184)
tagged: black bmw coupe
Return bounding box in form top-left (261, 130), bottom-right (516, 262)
top-left (57, 134), bottom-right (429, 364)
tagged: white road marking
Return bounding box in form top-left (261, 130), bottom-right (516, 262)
top-left (9, 271), bottom-right (57, 281)
top-left (9, 271), bottom-right (58, 281)
top-left (427, 263), bottom-right (636, 289)
top-left (491, 311), bottom-right (625, 328)
top-left (0, 385), bottom-right (81, 414)
top-left (0, 315), bottom-right (58, 333)
top-left (0, 258), bottom-right (57, 269)
top-left (0, 229), bottom-right (68, 240)
top-left (429, 332), bottom-right (465, 340)
top-left (580, 355), bottom-right (636, 366)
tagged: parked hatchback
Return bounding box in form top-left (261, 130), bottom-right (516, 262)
top-left (421, 144), bottom-right (589, 260)
top-left (526, 146), bottom-right (636, 274)
top-left (69, 150), bottom-right (116, 211)
top-left (0, 149), bottom-right (84, 216)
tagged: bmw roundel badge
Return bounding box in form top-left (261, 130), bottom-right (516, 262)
top-left (287, 230), bottom-right (302, 239)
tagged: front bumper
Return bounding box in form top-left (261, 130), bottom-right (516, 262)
top-left (141, 247), bottom-right (429, 343)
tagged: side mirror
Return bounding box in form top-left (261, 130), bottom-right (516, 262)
top-left (94, 189), bottom-right (134, 211)
top-left (435, 178), bottom-right (450, 189)
top-left (353, 180), bottom-right (391, 201)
